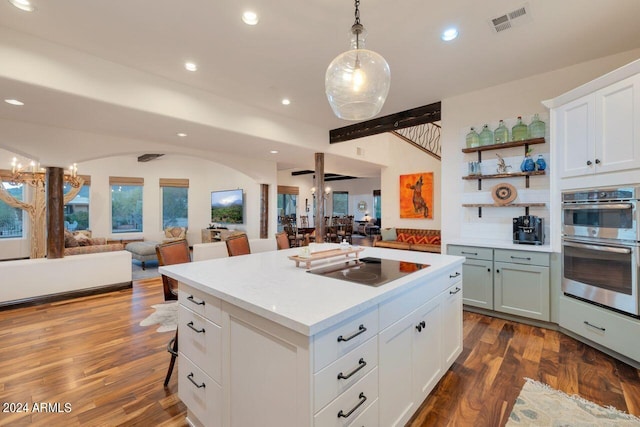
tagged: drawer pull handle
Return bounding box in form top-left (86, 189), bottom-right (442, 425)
top-left (187, 321), bottom-right (205, 334)
top-left (510, 256), bottom-right (531, 261)
top-left (337, 392), bottom-right (367, 419)
top-left (584, 321), bottom-right (606, 332)
top-left (187, 372), bottom-right (206, 389)
top-left (416, 320), bottom-right (426, 332)
top-left (187, 295), bottom-right (205, 306)
top-left (337, 324), bottom-right (366, 342)
top-left (337, 358), bottom-right (367, 380)
top-left (461, 251), bottom-right (478, 256)
top-left (449, 272), bottom-right (461, 278)
top-left (449, 287), bottom-right (461, 295)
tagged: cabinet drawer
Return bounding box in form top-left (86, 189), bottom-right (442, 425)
top-left (349, 398), bottom-right (378, 427)
top-left (179, 305), bottom-right (222, 382)
top-left (494, 249), bottom-right (549, 266)
top-left (313, 306), bottom-right (378, 372)
top-left (559, 296), bottom-right (640, 362)
top-left (447, 245), bottom-right (493, 261)
top-left (314, 367), bottom-right (378, 427)
top-left (314, 336), bottom-right (378, 413)
top-left (178, 354), bottom-right (222, 427)
top-left (178, 284), bottom-right (221, 324)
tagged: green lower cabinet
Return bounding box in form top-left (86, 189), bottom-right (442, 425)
top-left (461, 259), bottom-right (494, 310)
top-left (494, 261), bottom-right (550, 321)
top-left (448, 245), bottom-right (551, 322)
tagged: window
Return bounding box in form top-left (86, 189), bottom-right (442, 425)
top-left (63, 177), bottom-right (90, 231)
top-left (110, 177), bottom-right (143, 233)
top-left (277, 185), bottom-right (298, 229)
top-left (373, 190), bottom-right (381, 221)
top-left (160, 178), bottom-right (189, 228)
top-left (332, 191), bottom-right (349, 216)
top-left (0, 182), bottom-right (24, 239)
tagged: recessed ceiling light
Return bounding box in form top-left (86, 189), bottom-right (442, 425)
top-left (242, 11), bottom-right (259, 25)
top-left (441, 27), bottom-right (459, 41)
top-left (270, 150), bottom-right (279, 154)
top-left (4, 99), bottom-right (24, 106)
top-left (8, 0), bottom-right (34, 12)
top-left (184, 62), bottom-right (197, 72)
top-left (281, 98), bottom-right (291, 106)
top-left (177, 132), bottom-right (187, 137)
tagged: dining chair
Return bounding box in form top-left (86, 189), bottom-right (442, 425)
top-left (225, 233), bottom-right (251, 256)
top-left (275, 231), bottom-right (290, 250)
top-left (155, 239), bottom-right (191, 387)
top-left (156, 239), bottom-right (191, 301)
top-left (283, 223), bottom-right (303, 247)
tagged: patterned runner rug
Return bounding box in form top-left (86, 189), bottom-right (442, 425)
top-left (507, 378), bottom-right (640, 426)
top-left (139, 302), bottom-right (178, 332)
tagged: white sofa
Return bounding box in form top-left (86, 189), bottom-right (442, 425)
top-left (0, 251), bottom-right (132, 307)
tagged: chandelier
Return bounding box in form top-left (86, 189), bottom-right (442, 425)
top-left (10, 157), bottom-right (82, 188)
top-left (325, 0), bottom-right (390, 121)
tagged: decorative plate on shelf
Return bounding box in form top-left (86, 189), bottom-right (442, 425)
top-left (491, 183), bottom-right (517, 205)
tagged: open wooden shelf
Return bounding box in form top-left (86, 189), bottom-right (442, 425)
top-left (463, 202), bottom-right (546, 218)
top-left (462, 170), bottom-right (545, 180)
top-left (461, 137), bottom-right (545, 153)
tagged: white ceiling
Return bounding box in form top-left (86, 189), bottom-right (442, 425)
top-left (1, 0), bottom-right (640, 176)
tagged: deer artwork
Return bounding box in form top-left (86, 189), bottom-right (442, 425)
top-left (407, 175), bottom-right (429, 218)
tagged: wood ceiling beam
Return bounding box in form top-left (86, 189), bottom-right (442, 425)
top-left (329, 101), bottom-right (441, 143)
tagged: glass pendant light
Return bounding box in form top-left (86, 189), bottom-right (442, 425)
top-left (325, 0), bottom-right (390, 121)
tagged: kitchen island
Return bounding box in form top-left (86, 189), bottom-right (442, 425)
top-left (160, 245), bottom-right (464, 427)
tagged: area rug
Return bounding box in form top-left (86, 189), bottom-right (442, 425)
top-left (139, 302), bottom-right (178, 332)
top-left (507, 377), bottom-right (640, 426)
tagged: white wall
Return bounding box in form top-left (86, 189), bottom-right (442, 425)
top-left (441, 48), bottom-right (640, 249)
top-left (380, 133), bottom-right (442, 230)
top-left (0, 152), bottom-right (278, 260)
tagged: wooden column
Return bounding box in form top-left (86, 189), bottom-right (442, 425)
top-left (46, 167), bottom-right (65, 259)
top-left (259, 183), bottom-right (268, 239)
top-left (314, 153), bottom-right (325, 243)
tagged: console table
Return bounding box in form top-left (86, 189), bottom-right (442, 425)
top-left (201, 228), bottom-right (233, 243)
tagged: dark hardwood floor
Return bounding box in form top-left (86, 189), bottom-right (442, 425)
top-left (0, 273), bottom-right (638, 426)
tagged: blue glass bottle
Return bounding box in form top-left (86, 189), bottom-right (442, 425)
top-left (535, 154), bottom-right (546, 171)
top-left (521, 154), bottom-right (535, 172)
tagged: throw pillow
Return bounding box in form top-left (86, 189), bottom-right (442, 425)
top-left (397, 233), bottom-right (417, 244)
top-left (380, 228), bottom-right (397, 241)
top-left (427, 235), bottom-right (441, 245)
top-left (64, 231), bottom-right (79, 248)
top-left (74, 234), bottom-right (91, 246)
top-left (413, 235), bottom-right (429, 245)
top-left (73, 230), bottom-right (92, 239)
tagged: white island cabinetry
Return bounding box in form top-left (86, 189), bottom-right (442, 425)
top-left (164, 246), bottom-right (463, 427)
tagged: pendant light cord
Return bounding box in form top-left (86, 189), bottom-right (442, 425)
top-left (352, 0), bottom-right (362, 49)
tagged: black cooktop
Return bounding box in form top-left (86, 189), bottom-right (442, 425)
top-left (307, 257), bottom-right (430, 287)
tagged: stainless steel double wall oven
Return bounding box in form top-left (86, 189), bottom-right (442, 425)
top-left (562, 186), bottom-right (640, 317)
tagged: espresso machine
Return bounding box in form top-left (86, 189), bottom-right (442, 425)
top-left (513, 216), bottom-right (544, 245)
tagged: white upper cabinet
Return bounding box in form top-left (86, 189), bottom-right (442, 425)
top-left (556, 74), bottom-right (640, 178)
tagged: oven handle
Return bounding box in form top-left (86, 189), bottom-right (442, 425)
top-left (563, 240), bottom-right (632, 254)
top-left (562, 203), bottom-right (633, 210)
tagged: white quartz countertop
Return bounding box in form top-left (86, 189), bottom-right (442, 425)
top-left (446, 237), bottom-right (555, 253)
top-left (160, 245), bottom-right (464, 337)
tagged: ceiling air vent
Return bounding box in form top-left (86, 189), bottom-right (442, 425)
top-left (489, 3), bottom-right (532, 33)
top-left (137, 153), bottom-right (164, 162)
